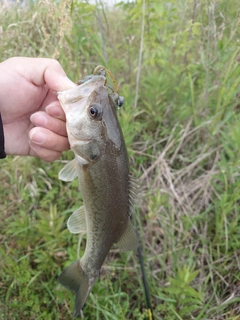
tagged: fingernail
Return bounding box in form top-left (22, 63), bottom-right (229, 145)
top-left (46, 105), bottom-right (61, 117)
top-left (29, 130), bottom-right (46, 144)
top-left (30, 113), bottom-right (47, 127)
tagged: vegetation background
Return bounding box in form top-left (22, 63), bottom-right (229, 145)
top-left (0, 0), bottom-right (240, 319)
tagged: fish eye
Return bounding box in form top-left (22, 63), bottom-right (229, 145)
top-left (88, 103), bottom-right (102, 120)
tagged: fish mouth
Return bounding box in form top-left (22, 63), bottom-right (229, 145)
top-left (80, 75), bottom-right (106, 86)
top-left (57, 75), bottom-right (106, 105)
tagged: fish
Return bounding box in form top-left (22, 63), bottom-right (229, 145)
top-left (57, 70), bottom-right (138, 318)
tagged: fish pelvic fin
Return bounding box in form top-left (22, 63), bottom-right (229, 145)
top-left (59, 260), bottom-right (96, 318)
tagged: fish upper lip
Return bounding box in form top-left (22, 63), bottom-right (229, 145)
top-left (57, 75), bottom-right (106, 96)
top-left (81, 75), bottom-right (106, 85)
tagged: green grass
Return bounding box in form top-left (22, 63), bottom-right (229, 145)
top-left (1, 0), bottom-right (240, 319)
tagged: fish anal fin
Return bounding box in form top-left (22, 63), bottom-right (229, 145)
top-left (59, 159), bottom-right (77, 181)
top-left (58, 260), bottom-right (92, 318)
top-left (67, 206), bottom-right (86, 234)
top-left (116, 221), bottom-right (139, 252)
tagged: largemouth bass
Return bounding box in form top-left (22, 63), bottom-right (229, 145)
top-left (57, 69), bottom-right (138, 318)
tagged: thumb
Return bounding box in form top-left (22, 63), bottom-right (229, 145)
top-left (5, 57), bottom-right (76, 91)
top-left (43, 59), bottom-right (76, 91)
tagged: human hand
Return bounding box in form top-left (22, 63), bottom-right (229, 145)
top-left (0, 57), bottom-right (76, 161)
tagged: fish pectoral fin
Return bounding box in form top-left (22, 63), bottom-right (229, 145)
top-left (116, 220), bottom-right (139, 252)
top-left (59, 159), bottom-right (78, 181)
top-left (67, 206), bottom-right (86, 234)
top-left (58, 260), bottom-right (91, 318)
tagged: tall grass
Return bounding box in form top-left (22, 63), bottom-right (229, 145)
top-left (0, 0), bottom-right (240, 319)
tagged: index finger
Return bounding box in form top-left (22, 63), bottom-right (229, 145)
top-left (45, 102), bottom-right (66, 121)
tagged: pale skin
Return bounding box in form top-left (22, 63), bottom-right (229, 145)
top-left (0, 57), bottom-right (76, 162)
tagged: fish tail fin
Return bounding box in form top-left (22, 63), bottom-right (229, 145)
top-left (59, 260), bottom-right (95, 318)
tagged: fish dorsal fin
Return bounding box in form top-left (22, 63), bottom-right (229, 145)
top-left (59, 159), bottom-right (78, 181)
top-left (116, 174), bottom-right (139, 251)
top-left (116, 220), bottom-right (139, 252)
top-left (128, 174), bottom-right (139, 217)
top-left (67, 206), bottom-right (86, 234)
